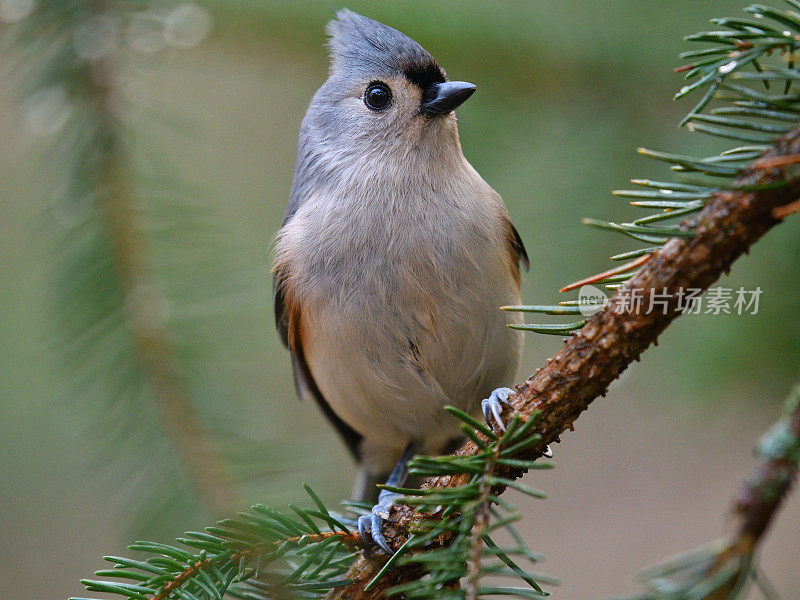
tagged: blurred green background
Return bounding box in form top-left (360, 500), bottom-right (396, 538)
top-left (1, 1), bottom-right (799, 598)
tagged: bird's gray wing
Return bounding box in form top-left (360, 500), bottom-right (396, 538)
top-left (273, 262), bottom-right (362, 460)
top-left (508, 221), bottom-right (529, 272)
top-left (273, 183), bottom-right (308, 347)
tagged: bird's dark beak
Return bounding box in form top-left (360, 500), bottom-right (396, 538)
top-left (421, 81), bottom-right (476, 116)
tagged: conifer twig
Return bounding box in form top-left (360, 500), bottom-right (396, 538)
top-left (151, 531), bottom-right (361, 600)
top-left (464, 427), bottom-right (503, 600)
top-left (558, 253), bottom-right (653, 292)
top-left (86, 52), bottom-right (234, 516)
top-left (325, 123), bottom-right (800, 600)
top-left (623, 381), bottom-right (800, 600)
top-left (731, 383), bottom-right (800, 552)
top-left (697, 380), bottom-right (800, 599)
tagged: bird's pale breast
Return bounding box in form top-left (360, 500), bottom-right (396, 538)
top-left (275, 172), bottom-right (523, 464)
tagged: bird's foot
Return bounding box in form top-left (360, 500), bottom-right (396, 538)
top-left (357, 488), bottom-right (399, 555)
top-left (481, 386), bottom-right (553, 457)
top-left (357, 442), bottom-right (417, 554)
top-left (481, 387), bottom-right (515, 432)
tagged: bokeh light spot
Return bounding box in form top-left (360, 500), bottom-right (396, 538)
top-left (164, 3), bottom-right (211, 49)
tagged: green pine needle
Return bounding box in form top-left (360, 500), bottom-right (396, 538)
top-left (509, 0), bottom-right (800, 337)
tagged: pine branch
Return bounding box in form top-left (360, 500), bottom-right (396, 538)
top-left (384, 410), bottom-right (551, 600)
top-left (621, 382), bottom-right (800, 600)
top-left (72, 415), bottom-right (553, 600)
top-left (463, 461), bottom-right (493, 600)
top-left (148, 531), bottom-right (361, 600)
top-left (72, 362), bottom-right (799, 600)
top-left (71, 486), bottom-right (374, 600)
top-left (736, 384), bottom-right (800, 546)
top-left (87, 54), bottom-right (235, 516)
top-left (512, 1), bottom-right (800, 333)
top-left (324, 114), bottom-right (800, 600)
top-left (5, 1), bottom-right (239, 520)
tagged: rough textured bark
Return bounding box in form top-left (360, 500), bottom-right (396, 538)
top-left (326, 126), bottom-right (800, 600)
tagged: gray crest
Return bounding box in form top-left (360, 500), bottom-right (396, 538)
top-left (326, 9), bottom-right (445, 85)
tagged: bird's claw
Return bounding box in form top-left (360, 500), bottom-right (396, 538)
top-left (482, 387), bottom-right (554, 458)
top-left (481, 387), bottom-right (515, 432)
top-left (357, 490), bottom-right (399, 554)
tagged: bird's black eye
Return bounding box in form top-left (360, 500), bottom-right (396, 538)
top-left (364, 82), bottom-right (392, 111)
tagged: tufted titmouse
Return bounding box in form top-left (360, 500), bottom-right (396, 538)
top-left (273, 10), bottom-right (530, 552)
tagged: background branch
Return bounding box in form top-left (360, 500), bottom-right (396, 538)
top-left (732, 382), bottom-right (800, 553)
top-left (703, 381), bottom-right (800, 599)
top-left (88, 56), bottom-right (235, 517)
top-left (624, 380), bottom-right (800, 600)
top-left (6, 0), bottom-right (241, 525)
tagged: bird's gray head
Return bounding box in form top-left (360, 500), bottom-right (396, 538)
top-left (293, 10), bottom-right (476, 194)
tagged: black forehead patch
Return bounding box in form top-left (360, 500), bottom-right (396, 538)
top-left (327, 9), bottom-right (447, 86)
top-left (403, 60), bottom-right (446, 91)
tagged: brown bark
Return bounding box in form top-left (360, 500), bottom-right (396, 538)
top-left (326, 126), bottom-right (800, 600)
